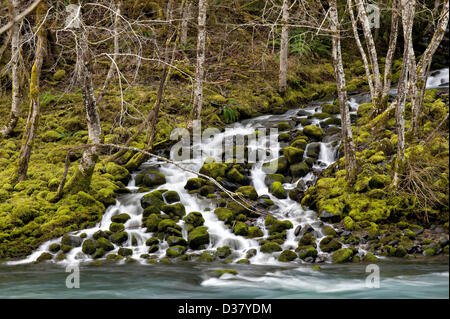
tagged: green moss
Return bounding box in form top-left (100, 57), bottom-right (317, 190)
top-left (289, 162), bottom-right (309, 178)
top-left (82, 239), bottom-right (96, 255)
top-left (109, 222), bottom-right (125, 233)
top-left (270, 181), bottom-right (287, 199)
top-left (111, 213), bottom-right (131, 224)
top-left (233, 221), bottom-right (248, 236)
top-left (161, 203), bottom-right (186, 218)
top-left (188, 226), bottom-right (210, 249)
top-left (319, 236), bottom-right (342, 252)
top-left (199, 162), bottom-right (227, 179)
top-left (303, 125), bottom-right (324, 141)
top-left (278, 249), bottom-right (297, 262)
top-left (166, 245), bottom-right (187, 258)
top-left (236, 186), bottom-right (258, 201)
top-left (213, 269), bottom-right (238, 277)
top-left (277, 122), bottom-right (292, 131)
top-left (331, 248), bottom-right (354, 263)
top-left (135, 170), bottom-right (166, 188)
top-left (283, 146), bottom-right (304, 164)
top-left (247, 226), bottom-right (263, 238)
top-left (214, 207), bottom-right (234, 224)
top-left (260, 241), bottom-right (282, 253)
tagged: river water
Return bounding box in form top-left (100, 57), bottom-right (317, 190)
top-left (0, 69), bottom-right (448, 299)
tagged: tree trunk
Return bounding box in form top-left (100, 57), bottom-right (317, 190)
top-left (192, 0), bottom-right (207, 119)
top-left (393, 0), bottom-right (415, 187)
top-left (380, 0), bottom-right (399, 110)
top-left (97, 0), bottom-right (121, 106)
top-left (279, 0), bottom-right (289, 93)
top-left (355, 0), bottom-right (383, 107)
top-left (180, 0), bottom-right (192, 46)
top-left (1, 0), bottom-right (21, 136)
top-left (329, 0), bottom-right (357, 182)
top-left (347, 0), bottom-right (374, 100)
top-left (16, 1), bottom-right (47, 182)
top-left (64, 30), bottom-right (102, 194)
top-left (411, 0), bottom-right (449, 134)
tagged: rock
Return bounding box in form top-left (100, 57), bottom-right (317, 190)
top-left (247, 226), bottom-right (263, 238)
top-left (299, 232), bottom-right (316, 246)
top-left (319, 209), bottom-right (341, 223)
top-left (163, 190), bottom-right (180, 203)
top-left (363, 252), bottom-right (379, 262)
top-left (211, 269), bottom-right (238, 277)
top-left (294, 225), bottom-right (302, 236)
top-left (265, 215), bottom-right (293, 235)
top-left (288, 187), bottom-right (305, 202)
top-left (331, 248), bottom-right (354, 263)
top-left (297, 109), bottom-right (309, 116)
top-left (289, 162), bottom-right (309, 178)
top-left (277, 122), bottom-right (292, 131)
top-left (92, 248), bottom-right (106, 259)
top-left (188, 226), bottom-right (210, 249)
top-left (109, 222), bottom-right (125, 233)
top-left (369, 174), bottom-right (391, 189)
top-left (303, 125), bottom-right (324, 141)
top-left (161, 203), bottom-right (186, 218)
top-left (324, 117), bottom-right (341, 126)
top-left (246, 248), bottom-right (257, 259)
top-left (322, 103), bottom-right (340, 114)
top-left (95, 237), bottom-right (114, 251)
top-left (306, 142), bottom-right (321, 159)
top-left (184, 178), bottom-right (206, 190)
top-left (226, 167), bottom-right (247, 184)
top-left (260, 241), bottom-right (282, 253)
top-left (236, 186), bottom-right (258, 200)
top-left (322, 226), bottom-right (337, 237)
top-left (144, 214), bottom-right (161, 232)
top-left (290, 138), bottom-right (307, 149)
top-left (183, 212), bottom-right (205, 227)
top-left (278, 132), bottom-right (290, 142)
top-left (263, 156), bottom-right (288, 174)
top-left (105, 162), bottom-right (130, 183)
top-left (140, 191), bottom-right (165, 210)
top-left (198, 252), bottom-right (215, 262)
top-left (166, 245), bottom-right (187, 258)
top-left (234, 221), bottom-right (248, 236)
top-left (82, 239), bottom-right (96, 255)
top-left (283, 146), bottom-right (304, 164)
top-left (93, 230), bottom-right (109, 240)
top-left (215, 246), bottom-right (232, 259)
top-left (111, 213), bottom-right (131, 224)
top-left (48, 243), bottom-right (61, 253)
top-left (36, 252), bottom-right (53, 263)
top-left (167, 236), bottom-right (188, 247)
top-left (278, 250), bottom-right (297, 262)
top-left (199, 185), bottom-right (215, 196)
top-left (61, 234), bottom-right (82, 247)
top-left (264, 174), bottom-right (286, 187)
top-left (148, 245), bottom-right (159, 253)
top-left (199, 162), bottom-right (227, 179)
top-left (319, 236), bottom-right (342, 252)
top-left (214, 208), bottom-right (234, 224)
top-left (135, 169), bottom-right (166, 188)
top-left (118, 248), bottom-right (133, 257)
top-left (296, 246), bottom-right (318, 259)
top-left (269, 181), bottom-right (287, 199)
top-left (110, 232), bottom-right (128, 245)
top-left (158, 219), bottom-right (179, 232)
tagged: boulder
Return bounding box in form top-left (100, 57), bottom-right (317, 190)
top-left (135, 169), bottom-right (166, 188)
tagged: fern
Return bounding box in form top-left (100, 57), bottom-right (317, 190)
top-left (223, 106), bottom-right (239, 124)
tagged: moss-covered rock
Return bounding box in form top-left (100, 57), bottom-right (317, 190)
top-left (319, 236), bottom-right (342, 252)
top-left (296, 245), bottom-right (318, 260)
top-left (289, 162), bottom-right (309, 178)
top-left (166, 245), bottom-right (187, 258)
top-left (188, 226), bottom-right (210, 249)
top-left (183, 211), bottom-right (205, 228)
top-left (163, 190), bottom-right (180, 203)
top-left (184, 178), bottom-right (206, 190)
top-left (212, 269), bottom-right (238, 277)
top-left (82, 239), bottom-right (96, 255)
top-left (109, 222), bottom-right (125, 233)
top-left (283, 146), bottom-right (304, 164)
top-left (227, 167), bottom-right (246, 184)
top-left (96, 237), bottom-right (114, 251)
top-left (199, 162), bottom-right (227, 179)
top-left (140, 191), bottom-right (165, 210)
top-left (215, 246), bottom-right (232, 259)
top-left (247, 226), bottom-right (263, 238)
top-left (144, 214), bottom-right (161, 232)
top-left (110, 232), bottom-right (128, 245)
top-left (260, 241), bottom-right (282, 253)
top-left (233, 221), bottom-right (248, 236)
top-left (331, 248), bottom-right (354, 263)
top-left (36, 252), bottom-right (53, 262)
top-left (214, 208), bottom-right (234, 224)
top-left (303, 125), bottom-right (324, 141)
top-left (161, 203), bottom-right (186, 218)
top-left (135, 169), bottom-right (166, 188)
top-left (278, 249), bottom-right (297, 262)
top-left (277, 122), bottom-right (292, 131)
top-left (48, 243), bottom-right (61, 253)
top-left (236, 186), bottom-right (258, 201)
top-left (265, 215), bottom-right (293, 235)
top-left (61, 234), bottom-right (82, 247)
top-left (269, 181), bottom-right (287, 199)
top-left (105, 162), bottom-right (130, 183)
top-left (369, 174), bottom-right (391, 189)
top-left (167, 236), bottom-right (188, 247)
top-left (111, 213), bottom-right (131, 224)
top-left (264, 174), bottom-right (286, 186)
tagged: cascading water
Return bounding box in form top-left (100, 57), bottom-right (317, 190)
top-left (8, 68), bottom-right (449, 267)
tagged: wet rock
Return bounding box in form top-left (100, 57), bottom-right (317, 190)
top-left (61, 234), bottom-right (82, 247)
top-left (96, 237), bottom-right (114, 251)
top-left (166, 245), bottom-right (187, 258)
top-left (135, 169), bottom-right (166, 188)
top-left (161, 203), bottom-right (186, 218)
top-left (110, 232), bottom-right (128, 245)
top-left (290, 162), bottom-right (309, 178)
top-left (167, 236), bottom-right (188, 247)
top-left (36, 252), bottom-right (53, 263)
top-left (303, 125), bottom-right (324, 141)
top-left (247, 226), bottom-right (263, 238)
top-left (163, 190), bottom-right (180, 203)
top-left (319, 236), bottom-right (342, 252)
top-left (283, 146), bottom-right (304, 164)
top-left (233, 221), bottom-right (249, 236)
top-left (184, 178), bottom-right (206, 190)
top-left (82, 239), bottom-right (96, 255)
top-left (278, 250), bottom-right (298, 262)
top-left (215, 246), bottom-right (232, 259)
top-left (260, 241), bottom-right (282, 253)
top-left (269, 181), bottom-right (287, 199)
top-left (140, 191), bottom-right (165, 210)
top-left (236, 186), bottom-right (258, 200)
top-left (306, 142), bottom-right (321, 159)
top-left (246, 248), bottom-right (257, 259)
top-left (183, 212), bottom-right (205, 228)
top-left (188, 226), bottom-right (210, 249)
top-left (109, 222), bottom-right (125, 233)
top-left (264, 173), bottom-right (286, 186)
top-left (331, 248), bottom-right (354, 263)
top-left (294, 225), bottom-right (302, 236)
top-left (118, 248), bottom-right (133, 257)
top-left (111, 213), bottom-right (131, 224)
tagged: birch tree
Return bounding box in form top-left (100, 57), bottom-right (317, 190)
top-left (329, 0), bottom-right (357, 181)
top-left (192, 0), bottom-right (207, 120)
top-left (1, 0), bottom-right (21, 136)
top-left (279, 0), bottom-right (290, 93)
top-left (16, 0), bottom-right (47, 181)
top-left (180, 0), bottom-right (192, 46)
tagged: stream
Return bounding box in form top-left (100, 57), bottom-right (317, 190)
top-left (0, 68), bottom-right (448, 299)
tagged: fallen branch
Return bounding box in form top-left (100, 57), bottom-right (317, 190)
top-left (422, 113), bottom-right (449, 146)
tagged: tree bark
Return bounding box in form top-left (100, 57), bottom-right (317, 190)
top-left (279, 0), bottom-right (289, 93)
top-left (1, 0), bottom-right (21, 136)
top-left (411, 0), bottom-right (449, 134)
top-left (347, 0), bottom-right (374, 100)
top-left (192, 0), bottom-right (207, 119)
top-left (380, 0), bottom-right (399, 109)
top-left (393, 0), bottom-right (415, 187)
top-left (355, 0), bottom-right (383, 107)
top-left (16, 1), bottom-right (47, 182)
top-left (180, 0), bottom-right (192, 46)
top-left (329, 0), bottom-right (357, 182)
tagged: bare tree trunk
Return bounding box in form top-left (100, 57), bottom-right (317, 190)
top-left (180, 0), bottom-right (191, 46)
top-left (97, 0), bottom-right (121, 106)
top-left (347, 0), bottom-right (374, 100)
top-left (1, 0), bottom-right (21, 136)
top-left (64, 30), bottom-right (102, 194)
top-left (355, 0), bottom-right (383, 107)
top-left (16, 1), bottom-right (47, 182)
top-left (279, 0), bottom-right (289, 93)
top-left (393, 0), bottom-right (415, 187)
top-left (411, 0), bottom-right (449, 134)
top-left (380, 0), bottom-right (399, 109)
top-left (329, 0), bottom-right (357, 182)
top-left (192, 0), bottom-right (207, 119)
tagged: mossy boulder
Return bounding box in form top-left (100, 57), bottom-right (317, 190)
top-left (265, 215), bottom-right (293, 235)
top-left (82, 239), bottom-right (96, 255)
top-left (290, 138), bottom-right (307, 150)
top-left (278, 250), bottom-right (297, 262)
top-left (36, 252), bottom-right (53, 263)
top-left (96, 237), bottom-right (114, 251)
top-left (110, 232), bottom-right (128, 245)
top-left (214, 208), bottom-right (234, 224)
top-left (118, 248), bottom-right (133, 257)
top-left (144, 214), bottom-right (161, 232)
top-left (157, 219), bottom-right (178, 232)
top-left (227, 167), bottom-right (246, 184)
top-left (322, 103), bottom-right (340, 114)
top-left (296, 246), bottom-right (318, 260)
top-left (303, 125), bottom-right (324, 141)
top-left (290, 162), bottom-right (309, 178)
top-left (161, 203), bottom-right (186, 218)
top-left (269, 181), bottom-right (287, 199)
top-left (188, 226), bottom-right (210, 249)
top-left (105, 162), bottom-right (130, 183)
top-left (167, 236), bottom-right (188, 247)
top-left (263, 156), bottom-right (288, 174)
top-left (199, 162), bottom-right (227, 179)
top-left (236, 186), bottom-right (258, 201)
top-left (283, 146), bottom-right (304, 164)
top-left (145, 237), bottom-right (159, 246)
top-left (92, 248), bottom-right (106, 259)
top-left (331, 248), bottom-right (354, 263)
top-left (319, 236), bottom-right (342, 252)
top-left (264, 174), bottom-right (286, 187)
top-left (49, 243), bottom-right (61, 253)
top-left (111, 213), bottom-right (131, 224)
top-left (61, 234), bottom-right (82, 247)
top-left (135, 169), bottom-right (166, 188)
top-left (163, 190), bottom-right (180, 203)
top-left (140, 191), bottom-right (165, 210)
top-left (198, 252), bottom-right (215, 262)
top-left (212, 269), bottom-right (238, 277)
top-left (260, 241), bottom-right (282, 253)
top-left (247, 226), bottom-right (263, 238)
top-left (166, 245), bottom-right (187, 258)
top-left (369, 174), bottom-right (391, 189)
top-left (109, 222), bottom-right (125, 233)
top-left (277, 122), bottom-right (292, 131)
top-left (363, 252), bottom-right (379, 262)
top-left (215, 246), bottom-right (232, 259)
top-left (233, 221), bottom-right (248, 236)
top-left (183, 211), bottom-right (205, 228)
top-left (323, 226), bottom-right (337, 237)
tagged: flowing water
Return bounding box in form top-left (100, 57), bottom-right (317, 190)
top-left (0, 69), bottom-right (448, 299)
